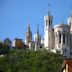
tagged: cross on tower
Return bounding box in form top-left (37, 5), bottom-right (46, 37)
top-left (48, 3), bottom-right (50, 16)
top-left (37, 24), bottom-right (39, 34)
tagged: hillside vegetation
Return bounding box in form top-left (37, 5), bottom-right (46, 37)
top-left (0, 49), bottom-right (63, 72)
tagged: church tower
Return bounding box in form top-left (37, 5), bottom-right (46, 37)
top-left (44, 4), bottom-right (54, 50)
top-left (67, 7), bottom-right (72, 32)
top-left (25, 23), bottom-right (32, 46)
top-left (67, 7), bottom-right (72, 49)
top-left (34, 24), bottom-right (41, 51)
top-left (34, 24), bottom-right (41, 43)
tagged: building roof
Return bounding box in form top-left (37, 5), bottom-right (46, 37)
top-left (54, 24), bottom-right (69, 29)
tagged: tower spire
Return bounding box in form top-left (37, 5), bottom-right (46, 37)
top-left (37, 24), bottom-right (39, 34)
top-left (27, 23), bottom-right (30, 32)
top-left (48, 3), bottom-right (50, 16)
top-left (26, 22), bottom-right (32, 45)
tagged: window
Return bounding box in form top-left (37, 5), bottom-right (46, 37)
top-left (40, 46), bottom-right (42, 48)
top-left (63, 34), bottom-right (65, 44)
top-left (70, 52), bottom-right (72, 55)
top-left (67, 35), bottom-right (68, 44)
top-left (65, 49), bottom-right (66, 52)
top-left (59, 33), bottom-right (61, 43)
top-left (64, 56), bottom-right (67, 57)
top-left (49, 19), bottom-right (50, 26)
top-left (70, 22), bottom-right (71, 27)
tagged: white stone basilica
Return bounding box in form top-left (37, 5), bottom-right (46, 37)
top-left (25, 9), bottom-right (72, 57)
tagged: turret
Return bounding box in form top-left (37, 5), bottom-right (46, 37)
top-left (26, 23), bottom-right (32, 45)
top-left (44, 4), bottom-right (54, 50)
top-left (44, 5), bottom-right (53, 30)
top-left (34, 24), bottom-right (41, 51)
top-left (34, 24), bottom-right (41, 43)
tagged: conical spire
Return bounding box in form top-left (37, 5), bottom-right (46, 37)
top-left (26, 23), bottom-right (32, 44)
top-left (26, 22), bottom-right (32, 36)
top-left (37, 24), bottom-right (39, 34)
top-left (34, 24), bottom-right (41, 43)
top-left (48, 3), bottom-right (50, 16)
top-left (27, 23), bottom-right (30, 32)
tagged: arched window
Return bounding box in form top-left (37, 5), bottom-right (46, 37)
top-left (49, 19), bottom-right (50, 26)
top-left (70, 22), bottom-right (71, 27)
top-left (67, 35), bottom-right (68, 44)
top-left (63, 34), bottom-right (65, 44)
top-left (40, 46), bottom-right (42, 48)
top-left (65, 49), bottom-right (66, 53)
top-left (59, 33), bottom-right (61, 43)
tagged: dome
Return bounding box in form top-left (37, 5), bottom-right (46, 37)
top-left (34, 33), bottom-right (41, 42)
top-left (34, 33), bottom-right (41, 39)
top-left (54, 24), bottom-right (69, 29)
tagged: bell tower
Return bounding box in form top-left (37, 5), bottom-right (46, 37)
top-left (34, 24), bottom-right (41, 43)
top-left (34, 24), bottom-right (41, 51)
top-left (26, 23), bottom-right (32, 45)
top-left (44, 4), bottom-right (53, 50)
top-left (67, 7), bottom-right (72, 32)
top-left (67, 7), bottom-right (72, 49)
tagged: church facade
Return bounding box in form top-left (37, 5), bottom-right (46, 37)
top-left (44, 13), bottom-right (72, 57)
top-left (24, 9), bottom-right (72, 58)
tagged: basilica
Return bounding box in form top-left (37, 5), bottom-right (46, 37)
top-left (21, 8), bottom-right (72, 58)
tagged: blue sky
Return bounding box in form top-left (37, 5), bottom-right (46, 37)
top-left (0, 0), bottom-right (72, 41)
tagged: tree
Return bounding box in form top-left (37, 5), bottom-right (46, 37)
top-left (0, 42), bottom-right (9, 55)
top-left (0, 49), bottom-right (63, 72)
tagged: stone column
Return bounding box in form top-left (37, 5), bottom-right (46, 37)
top-left (57, 32), bottom-right (59, 46)
top-left (56, 32), bottom-right (59, 49)
top-left (54, 32), bottom-right (56, 48)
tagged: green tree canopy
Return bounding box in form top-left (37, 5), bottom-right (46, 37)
top-left (0, 49), bottom-right (63, 72)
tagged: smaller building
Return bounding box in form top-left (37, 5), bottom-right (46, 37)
top-left (25, 23), bottom-right (44, 51)
top-left (12, 38), bottom-right (24, 49)
top-left (25, 24), bottom-right (32, 46)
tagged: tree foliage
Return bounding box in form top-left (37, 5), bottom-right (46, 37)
top-left (0, 42), bottom-right (9, 55)
top-left (0, 49), bottom-right (63, 72)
